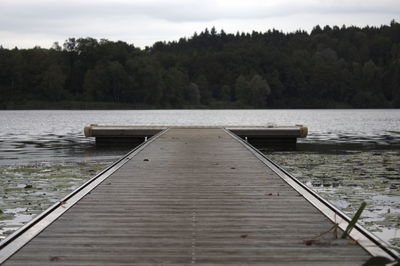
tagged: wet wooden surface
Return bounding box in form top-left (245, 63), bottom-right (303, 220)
top-left (3, 128), bottom-right (370, 265)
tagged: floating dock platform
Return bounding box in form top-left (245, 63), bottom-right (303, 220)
top-left (83, 124), bottom-right (308, 146)
top-left (0, 127), bottom-right (398, 265)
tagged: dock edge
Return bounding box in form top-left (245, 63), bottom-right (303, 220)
top-left (225, 128), bottom-right (399, 262)
top-left (0, 129), bottom-right (169, 264)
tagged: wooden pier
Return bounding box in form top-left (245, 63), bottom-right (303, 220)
top-left (0, 128), bottom-right (398, 265)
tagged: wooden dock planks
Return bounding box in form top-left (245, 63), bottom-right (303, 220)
top-left (2, 128), bottom-right (371, 265)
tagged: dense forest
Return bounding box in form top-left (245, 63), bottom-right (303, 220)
top-left (1, 21), bottom-right (400, 109)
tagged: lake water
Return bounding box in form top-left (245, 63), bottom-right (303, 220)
top-left (0, 109), bottom-right (399, 250)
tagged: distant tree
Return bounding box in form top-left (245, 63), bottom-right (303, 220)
top-left (162, 68), bottom-right (188, 107)
top-left (63, 38), bottom-right (77, 52)
top-left (83, 60), bottom-right (129, 102)
top-left (83, 62), bottom-right (108, 101)
top-left (186, 82), bottom-right (201, 105)
top-left (235, 75), bottom-right (249, 104)
top-left (248, 74), bottom-right (271, 107)
top-left (210, 26), bottom-right (217, 36)
top-left (51, 42), bottom-right (62, 52)
top-left (195, 75), bottom-right (212, 104)
top-left (107, 61), bottom-right (130, 102)
top-left (40, 65), bottom-right (67, 101)
top-left (126, 56), bottom-right (163, 105)
top-left (311, 25), bottom-right (323, 35)
top-left (1, 21), bottom-right (400, 109)
top-left (267, 70), bottom-right (285, 102)
top-left (219, 85), bottom-right (231, 102)
top-left (362, 60), bottom-right (381, 93)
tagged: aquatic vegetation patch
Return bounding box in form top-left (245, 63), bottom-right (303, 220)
top-left (0, 160), bottom-right (111, 241)
top-left (265, 147), bottom-right (400, 250)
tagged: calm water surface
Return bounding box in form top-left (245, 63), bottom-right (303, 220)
top-left (0, 110), bottom-right (399, 250)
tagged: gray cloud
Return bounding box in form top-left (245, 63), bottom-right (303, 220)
top-left (2, 0), bottom-right (399, 24)
top-left (0, 0), bottom-right (399, 48)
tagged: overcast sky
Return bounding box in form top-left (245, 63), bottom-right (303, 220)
top-left (0, 0), bottom-right (399, 49)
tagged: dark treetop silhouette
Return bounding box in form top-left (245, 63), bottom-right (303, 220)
top-left (1, 21), bottom-right (399, 109)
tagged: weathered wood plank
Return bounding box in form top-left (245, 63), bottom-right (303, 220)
top-left (3, 128), bottom-right (371, 265)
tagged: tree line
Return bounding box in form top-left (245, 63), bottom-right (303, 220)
top-left (1, 20), bottom-right (399, 109)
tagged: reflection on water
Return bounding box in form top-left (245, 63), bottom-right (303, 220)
top-left (0, 133), bottom-right (133, 165)
top-left (0, 110), bottom-right (399, 249)
top-left (1, 109), bottom-right (399, 164)
top-left (306, 132), bottom-right (400, 146)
